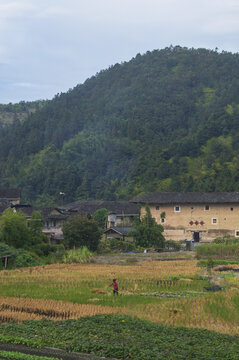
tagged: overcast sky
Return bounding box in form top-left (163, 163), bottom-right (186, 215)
top-left (1, 0), bottom-right (239, 104)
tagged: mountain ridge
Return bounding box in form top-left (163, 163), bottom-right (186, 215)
top-left (1, 46), bottom-right (239, 205)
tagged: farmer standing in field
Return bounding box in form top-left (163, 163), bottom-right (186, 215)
top-left (109, 278), bottom-right (118, 295)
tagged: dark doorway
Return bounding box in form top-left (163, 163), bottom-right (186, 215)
top-left (193, 231), bottom-right (200, 242)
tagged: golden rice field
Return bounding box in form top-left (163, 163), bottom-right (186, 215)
top-left (127, 289), bottom-right (239, 335)
top-left (0, 259), bottom-right (199, 281)
top-left (0, 259), bottom-right (238, 335)
top-left (0, 296), bottom-right (119, 322)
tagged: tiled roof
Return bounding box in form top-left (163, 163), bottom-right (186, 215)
top-left (0, 188), bottom-right (21, 199)
top-left (14, 206), bottom-right (67, 220)
top-left (130, 192), bottom-right (239, 204)
top-left (60, 201), bottom-right (139, 215)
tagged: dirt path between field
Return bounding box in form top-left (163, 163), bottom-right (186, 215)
top-left (93, 252), bottom-right (194, 264)
top-left (0, 343), bottom-right (116, 360)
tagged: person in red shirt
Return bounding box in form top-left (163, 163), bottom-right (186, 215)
top-left (109, 278), bottom-right (118, 295)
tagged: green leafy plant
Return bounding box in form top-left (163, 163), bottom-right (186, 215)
top-left (63, 246), bottom-right (93, 264)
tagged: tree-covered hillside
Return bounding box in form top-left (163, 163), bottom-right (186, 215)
top-left (1, 46), bottom-right (239, 205)
top-left (0, 100), bottom-right (47, 126)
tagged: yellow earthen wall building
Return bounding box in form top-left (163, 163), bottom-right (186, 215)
top-left (131, 192), bottom-right (239, 242)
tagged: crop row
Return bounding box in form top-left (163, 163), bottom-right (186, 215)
top-left (0, 297), bottom-right (119, 323)
top-left (0, 304), bottom-right (72, 319)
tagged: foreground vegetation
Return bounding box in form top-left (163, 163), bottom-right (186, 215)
top-left (0, 315), bottom-right (238, 360)
top-left (0, 249), bottom-right (238, 359)
top-left (0, 350), bottom-right (59, 360)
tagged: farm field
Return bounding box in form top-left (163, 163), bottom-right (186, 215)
top-left (0, 257), bottom-right (238, 359)
top-left (0, 259), bottom-right (238, 334)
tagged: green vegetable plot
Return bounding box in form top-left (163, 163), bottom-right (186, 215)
top-left (0, 315), bottom-right (238, 360)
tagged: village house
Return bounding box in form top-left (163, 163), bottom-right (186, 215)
top-left (12, 205), bottom-right (68, 244)
top-left (4, 200), bottom-right (138, 245)
top-left (130, 192), bottom-right (239, 242)
top-left (60, 200), bottom-right (139, 228)
top-left (104, 227), bottom-right (134, 241)
top-left (41, 208), bottom-right (68, 244)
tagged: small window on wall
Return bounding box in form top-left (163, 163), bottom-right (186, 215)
top-left (235, 230), bottom-right (239, 237)
top-left (156, 206), bottom-right (160, 210)
top-left (231, 208), bottom-right (234, 211)
top-left (205, 205), bottom-right (210, 210)
top-left (212, 218), bottom-right (217, 224)
top-left (161, 218), bottom-right (166, 224)
top-left (174, 206), bottom-right (181, 213)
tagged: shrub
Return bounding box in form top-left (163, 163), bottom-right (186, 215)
top-left (206, 258), bottom-right (214, 272)
top-left (34, 243), bottom-right (65, 257)
top-left (14, 250), bottom-right (41, 268)
top-left (165, 240), bottom-right (181, 251)
top-left (213, 235), bottom-right (239, 245)
top-left (98, 238), bottom-right (137, 253)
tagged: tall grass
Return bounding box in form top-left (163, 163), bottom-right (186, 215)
top-left (196, 243), bottom-right (239, 259)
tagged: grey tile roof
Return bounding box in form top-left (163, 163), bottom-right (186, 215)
top-left (130, 192), bottom-right (239, 204)
top-left (60, 201), bottom-right (139, 215)
top-left (14, 206), bottom-right (67, 220)
top-left (0, 188), bottom-right (21, 199)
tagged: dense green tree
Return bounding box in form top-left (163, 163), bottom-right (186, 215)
top-left (62, 214), bottom-right (101, 251)
top-left (92, 208), bottom-right (108, 231)
top-left (29, 210), bottom-right (48, 246)
top-left (29, 210), bottom-right (44, 234)
top-left (0, 209), bottom-right (31, 249)
top-left (130, 206), bottom-right (165, 248)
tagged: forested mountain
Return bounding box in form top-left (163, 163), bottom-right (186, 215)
top-left (0, 100), bottom-right (47, 126)
top-left (1, 46), bottom-right (239, 205)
